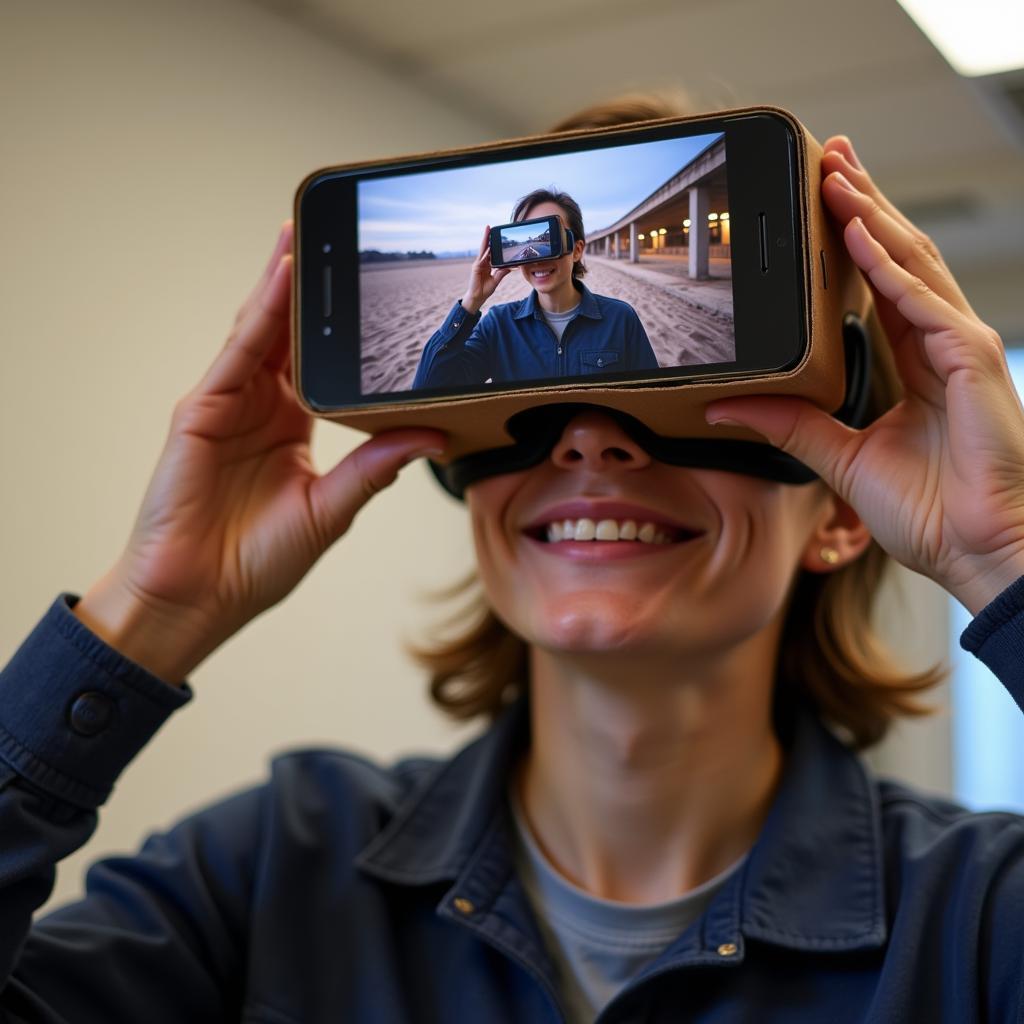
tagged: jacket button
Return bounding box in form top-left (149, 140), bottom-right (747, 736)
top-left (68, 691), bottom-right (115, 737)
top-left (717, 942), bottom-right (738, 957)
top-left (597, 357), bottom-right (604, 367)
top-left (557, 347), bottom-right (562, 355)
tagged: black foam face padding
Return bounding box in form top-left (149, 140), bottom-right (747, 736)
top-left (429, 313), bottom-right (873, 500)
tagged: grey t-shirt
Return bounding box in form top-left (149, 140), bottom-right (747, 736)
top-left (540, 302), bottom-right (581, 344)
top-left (509, 785), bottom-right (747, 1023)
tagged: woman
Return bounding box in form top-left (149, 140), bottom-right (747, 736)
top-left (1, 101), bottom-right (1023, 1022)
top-left (412, 188), bottom-right (659, 389)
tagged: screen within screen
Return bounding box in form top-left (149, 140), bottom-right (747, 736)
top-left (499, 219), bottom-right (555, 262)
top-left (356, 131), bottom-right (735, 396)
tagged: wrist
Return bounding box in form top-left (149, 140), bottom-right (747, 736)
top-left (460, 293), bottom-right (481, 316)
top-left (73, 570), bottom-right (217, 686)
top-left (943, 546), bottom-right (1024, 617)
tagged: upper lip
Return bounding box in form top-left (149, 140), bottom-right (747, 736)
top-left (522, 500), bottom-right (700, 535)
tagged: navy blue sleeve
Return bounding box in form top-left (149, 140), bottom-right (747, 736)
top-left (960, 574), bottom-right (1024, 715)
top-left (0, 594), bottom-right (257, 1021)
top-left (411, 301), bottom-right (491, 388)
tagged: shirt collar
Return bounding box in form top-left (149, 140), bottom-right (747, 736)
top-left (512, 281), bottom-right (602, 322)
top-left (355, 696), bottom-right (887, 954)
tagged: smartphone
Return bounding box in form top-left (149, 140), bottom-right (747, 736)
top-left (489, 216), bottom-right (575, 268)
top-left (293, 107), bottom-right (852, 449)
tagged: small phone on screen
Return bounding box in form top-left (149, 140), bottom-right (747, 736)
top-left (295, 108), bottom-right (810, 413)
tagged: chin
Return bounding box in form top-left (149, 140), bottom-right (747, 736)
top-left (527, 593), bottom-right (653, 654)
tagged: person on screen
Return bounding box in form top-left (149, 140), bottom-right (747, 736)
top-left (411, 189), bottom-right (660, 389)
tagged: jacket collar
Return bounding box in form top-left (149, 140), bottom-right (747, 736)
top-left (512, 281), bottom-right (602, 322)
top-left (355, 696), bottom-right (887, 954)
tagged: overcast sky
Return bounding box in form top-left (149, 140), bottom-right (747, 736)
top-left (357, 132), bottom-right (722, 254)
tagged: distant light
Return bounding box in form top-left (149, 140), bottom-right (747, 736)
top-left (720, 212), bottom-right (730, 221)
top-left (683, 218), bottom-right (691, 228)
top-left (658, 228), bottom-right (667, 235)
top-left (638, 233), bottom-right (645, 240)
top-left (708, 213), bottom-right (719, 221)
top-left (895, 0), bottom-right (1024, 76)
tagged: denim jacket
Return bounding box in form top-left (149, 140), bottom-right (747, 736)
top-left (411, 282), bottom-right (659, 390)
top-left (1, 586), bottom-right (1023, 1022)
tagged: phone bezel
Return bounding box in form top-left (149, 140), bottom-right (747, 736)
top-left (297, 110), bottom-right (807, 413)
top-left (488, 215), bottom-right (567, 268)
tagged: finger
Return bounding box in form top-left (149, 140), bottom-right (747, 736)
top-left (198, 254), bottom-right (292, 395)
top-left (308, 429), bottom-right (447, 545)
top-left (821, 166), bottom-right (973, 317)
top-left (478, 225), bottom-right (491, 259)
top-left (706, 396), bottom-right (860, 499)
top-left (822, 138), bottom-right (920, 235)
top-left (237, 221), bottom-right (294, 325)
top-left (845, 217), bottom-right (979, 384)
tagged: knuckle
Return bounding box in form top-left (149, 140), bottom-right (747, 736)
top-left (912, 231), bottom-right (942, 266)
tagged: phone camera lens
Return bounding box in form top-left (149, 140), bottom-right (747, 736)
top-left (322, 243), bottom-right (332, 254)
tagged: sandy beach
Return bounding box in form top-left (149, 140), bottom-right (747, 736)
top-left (359, 258), bottom-right (735, 394)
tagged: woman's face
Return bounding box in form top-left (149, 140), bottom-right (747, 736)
top-left (518, 201), bottom-right (583, 296)
top-left (466, 411), bottom-right (838, 661)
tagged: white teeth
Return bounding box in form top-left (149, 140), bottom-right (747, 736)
top-left (574, 518), bottom-right (596, 541)
top-left (540, 517), bottom-right (677, 544)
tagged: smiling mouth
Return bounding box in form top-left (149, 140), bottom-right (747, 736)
top-left (530, 266), bottom-right (556, 282)
top-left (526, 516), bottom-right (700, 545)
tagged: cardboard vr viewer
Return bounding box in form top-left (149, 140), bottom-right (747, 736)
top-left (292, 106), bottom-right (874, 461)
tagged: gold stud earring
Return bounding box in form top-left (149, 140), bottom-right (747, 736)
top-left (820, 546), bottom-right (840, 565)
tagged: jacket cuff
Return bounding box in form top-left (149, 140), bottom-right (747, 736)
top-left (0, 594), bottom-right (192, 809)
top-left (960, 575), bottom-right (1024, 711)
top-left (435, 301), bottom-right (480, 349)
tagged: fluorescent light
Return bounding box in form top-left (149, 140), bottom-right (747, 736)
top-left (896, 0), bottom-right (1024, 76)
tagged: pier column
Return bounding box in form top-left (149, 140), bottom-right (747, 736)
top-left (629, 221), bottom-right (639, 263)
top-left (688, 186), bottom-right (710, 280)
top-left (604, 236), bottom-right (610, 257)
top-left (612, 233), bottom-right (619, 259)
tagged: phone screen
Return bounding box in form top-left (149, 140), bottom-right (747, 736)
top-left (297, 112), bottom-right (805, 411)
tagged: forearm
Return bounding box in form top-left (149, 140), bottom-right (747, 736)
top-left (0, 595), bottom-right (191, 999)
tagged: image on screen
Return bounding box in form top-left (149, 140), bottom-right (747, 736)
top-left (357, 131), bottom-right (734, 395)
top-left (499, 219), bottom-right (554, 262)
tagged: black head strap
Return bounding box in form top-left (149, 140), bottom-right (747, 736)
top-left (429, 312), bottom-right (873, 500)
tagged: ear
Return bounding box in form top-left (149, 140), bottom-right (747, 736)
top-left (799, 491), bottom-right (873, 574)
top-left (572, 238), bottom-right (585, 263)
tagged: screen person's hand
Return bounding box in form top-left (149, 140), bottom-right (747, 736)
top-left (460, 225), bottom-right (512, 315)
top-left (73, 222), bottom-right (446, 685)
top-left (706, 136), bottom-right (1024, 615)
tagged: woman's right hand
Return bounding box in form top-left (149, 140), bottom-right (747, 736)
top-left (460, 225), bottom-right (511, 314)
top-left (74, 222), bottom-right (446, 685)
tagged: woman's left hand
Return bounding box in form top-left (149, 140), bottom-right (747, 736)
top-left (706, 135), bottom-right (1024, 614)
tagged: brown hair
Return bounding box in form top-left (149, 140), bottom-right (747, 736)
top-left (410, 94), bottom-right (943, 750)
top-left (512, 188), bottom-right (588, 281)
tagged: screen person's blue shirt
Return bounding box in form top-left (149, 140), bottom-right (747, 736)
top-left (411, 281), bottom-right (660, 390)
top-left (2, 583), bottom-right (1024, 1021)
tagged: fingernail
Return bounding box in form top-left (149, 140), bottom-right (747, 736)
top-left (844, 139), bottom-right (864, 171)
top-left (832, 171), bottom-right (858, 194)
top-left (706, 415), bottom-right (742, 428)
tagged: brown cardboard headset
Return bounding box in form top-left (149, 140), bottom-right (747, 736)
top-left (292, 107), bottom-right (878, 496)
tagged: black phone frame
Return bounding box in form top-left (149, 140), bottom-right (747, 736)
top-left (297, 111), bottom-right (805, 412)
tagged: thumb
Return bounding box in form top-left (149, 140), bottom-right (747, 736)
top-left (309, 429), bottom-right (447, 545)
top-left (706, 396), bottom-right (857, 497)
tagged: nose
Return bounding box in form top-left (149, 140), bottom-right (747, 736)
top-left (549, 411), bottom-right (652, 472)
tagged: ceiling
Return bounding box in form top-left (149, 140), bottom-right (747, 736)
top-left (252, 0), bottom-right (1024, 339)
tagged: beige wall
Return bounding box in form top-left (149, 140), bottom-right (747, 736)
top-left (1, 0), bottom-right (953, 918)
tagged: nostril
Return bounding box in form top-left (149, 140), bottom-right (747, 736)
top-left (608, 447), bottom-right (632, 462)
